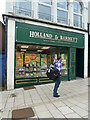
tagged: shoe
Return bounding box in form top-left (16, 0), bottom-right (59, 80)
top-left (53, 93), bottom-right (58, 96)
top-left (53, 95), bottom-right (60, 97)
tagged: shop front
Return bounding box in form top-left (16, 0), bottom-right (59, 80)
top-left (15, 22), bottom-right (84, 88)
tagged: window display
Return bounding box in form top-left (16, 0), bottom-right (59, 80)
top-left (15, 44), bottom-right (68, 79)
top-left (25, 54), bottom-right (41, 77)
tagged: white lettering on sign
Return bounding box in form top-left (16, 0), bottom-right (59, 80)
top-left (29, 31), bottom-right (78, 43)
top-left (30, 31), bottom-right (52, 39)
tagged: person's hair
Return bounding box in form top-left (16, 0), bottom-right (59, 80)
top-left (57, 56), bottom-right (61, 60)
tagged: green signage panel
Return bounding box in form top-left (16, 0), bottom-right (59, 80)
top-left (15, 22), bottom-right (84, 48)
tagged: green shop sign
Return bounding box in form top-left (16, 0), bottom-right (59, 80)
top-left (15, 22), bottom-right (84, 48)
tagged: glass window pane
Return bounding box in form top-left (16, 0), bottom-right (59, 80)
top-left (57, 9), bottom-right (68, 24)
top-left (38, 4), bottom-right (51, 21)
top-left (15, 44), bottom-right (69, 79)
top-left (73, 1), bottom-right (82, 28)
top-left (19, 1), bottom-right (31, 10)
top-left (74, 14), bottom-right (82, 27)
top-left (74, 1), bottom-right (82, 14)
top-left (57, 0), bottom-right (67, 9)
top-left (39, 4), bottom-right (51, 14)
top-left (14, 0), bottom-right (32, 17)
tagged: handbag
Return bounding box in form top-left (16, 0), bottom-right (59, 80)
top-left (46, 64), bottom-right (60, 80)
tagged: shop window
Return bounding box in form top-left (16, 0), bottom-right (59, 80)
top-left (15, 45), bottom-right (68, 79)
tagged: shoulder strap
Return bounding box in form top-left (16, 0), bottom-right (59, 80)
top-left (53, 60), bottom-right (58, 67)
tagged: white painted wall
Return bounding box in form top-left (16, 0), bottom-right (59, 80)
top-left (68, 2), bottom-right (73, 26)
top-left (5, 0), bottom-right (14, 15)
top-left (84, 33), bottom-right (88, 78)
top-left (7, 19), bottom-right (15, 90)
top-left (33, 0), bottom-right (38, 19)
top-left (5, 0), bottom-right (88, 30)
top-left (52, 0), bottom-right (57, 23)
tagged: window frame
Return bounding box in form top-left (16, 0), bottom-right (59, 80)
top-left (38, 0), bottom-right (52, 5)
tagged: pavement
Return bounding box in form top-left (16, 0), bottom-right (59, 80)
top-left (0, 78), bottom-right (89, 119)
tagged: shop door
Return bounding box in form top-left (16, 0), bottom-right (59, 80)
top-left (76, 48), bottom-right (84, 78)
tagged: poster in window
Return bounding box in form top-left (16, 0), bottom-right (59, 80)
top-left (25, 54), bottom-right (30, 64)
top-left (29, 54), bottom-right (36, 72)
top-left (29, 54), bottom-right (41, 77)
top-left (41, 54), bottom-right (47, 70)
top-left (61, 59), bottom-right (66, 69)
top-left (61, 54), bottom-right (65, 60)
top-left (61, 54), bottom-right (67, 70)
top-left (16, 52), bottom-right (23, 68)
top-left (61, 53), bottom-right (68, 75)
top-left (41, 54), bottom-right (47, 76)
top-left (36, 54), bottom-right (40, 71)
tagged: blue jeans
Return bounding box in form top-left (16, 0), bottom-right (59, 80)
top-left (53, 75), bottom-right (61, 96)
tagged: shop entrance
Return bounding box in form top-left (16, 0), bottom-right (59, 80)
top-left (76, 48), bottom-right (84, 78)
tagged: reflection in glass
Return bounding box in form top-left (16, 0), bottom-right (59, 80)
top-left (57, 9), bottom-right (68, 24)
top-left (74, 14), bottom-right (82, 28)
top-left (14, 0), bottom-right (32, 17)
top-left (57, 0), bottom-right (67, 9)
top-left (73, 0), bottom-right (82, 28)
top-left (38, 3), bottom-right (51, 21)
top-left (57, 0), bottom-right (68, 25)
top-left (74, 1), bottom-right (82, 14)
